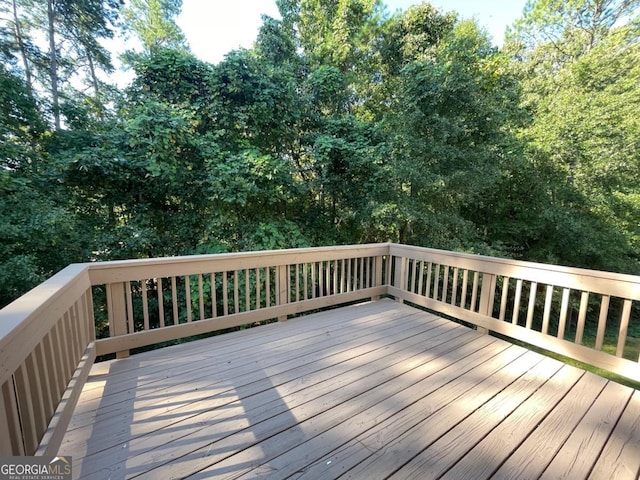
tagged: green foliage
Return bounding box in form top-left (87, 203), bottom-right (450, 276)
top-left (380, 2), bottom-right (457, 73)
top-left (506, 0), bottom-right (640, 271)
top-left (388, 20), bottom-right (525, 253)
top-left (123, 0), bottom-right (186, 54)
top-left (295, 0), bottom-right (383, 69)
top-left (1, 0), bottom-right (122, 129)
top-left (0, 67), bottom-right (89, 305)
top-left (511, 0), bottom-right (638, 55)
top-left (0, 171), bottom-right (88, 306)
top-left (0, 65), bottom-right (44, 167)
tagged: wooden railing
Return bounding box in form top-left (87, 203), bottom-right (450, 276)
top-left (0, 265), bottom-right (95, 456)
top-left (1, 242), bottom-right (639, 457)
top-left (388, 244), bottom-right (640, 383)
top-left (89, 245), bottom-right (388, 358)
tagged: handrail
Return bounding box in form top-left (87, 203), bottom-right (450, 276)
top-left (1, 242), bottom-right (639, 456)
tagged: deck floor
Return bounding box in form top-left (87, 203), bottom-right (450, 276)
top-left (61, 299), bottom-right (640, 479)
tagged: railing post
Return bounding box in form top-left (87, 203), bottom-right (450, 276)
top-left (393, 256), bottom-right (407, 304)
top-left (477, 273), bottom-right (497, 335)
top-left (276, 265), bottom-right (289, 322)
top-left (107, 282), bottom-right (130, 359)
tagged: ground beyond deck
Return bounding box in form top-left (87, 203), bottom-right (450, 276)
top-left (61, 299), bottom-right (640, 479)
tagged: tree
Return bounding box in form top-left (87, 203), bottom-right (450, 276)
top-left (506, 0), bottom-right (640, 271)
top-left (511, 0), bottom-right (638, 56)
top-left (0, 64), bottom-right (44, 172)
top-left (105, 49), bottom-right (214, 257)
top-left (123, 0), bottom-right (186, 54)
top-left (60, 0), bottom-right (121, 116)
top-left (201, 45), bottom-right (313, 251)
top-left (379, 2), bottom-right (457, 75)
top-left (6, 0), bottom-right (35, 95)
top-left (386, 20), bottom-right (525, 252)
top-left (1, 0), bottom-right (121, 128)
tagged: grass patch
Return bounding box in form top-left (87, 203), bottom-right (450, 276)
top-left (491, 332), bottom-right (640, 391)
top-left (401, 298), bottom-right (640, 390)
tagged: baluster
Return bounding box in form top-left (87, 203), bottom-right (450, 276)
top-left (442, 265), bottom-right (450, 302)
top-left (222, 272), bottom-right (229, 315)
top-left (185, 275), bottom-right (192, 322)
top-left (542, 285), bottom-right (554, 334)
top-left (324, 261), bottom-right (329, 295)
top-left (451, 267), bottom-right (459, 306)
top-left (255, 268), bottom-right (261, 308)
top-left (303, 263), bottom-right (308, 300)
top-left (125, 281), bottom-right (134, 333)
top-left (616, 299), bottom-right (632, 358)
top-left (198, 274), bottom-right (205, 320)
top-left (470, 271), bottom-right (479, 312)
top-left (557, 288), bottom-right (570, 339)
top-left (512, 279), bottom-right (523, 325)
top-left (575, 291), bottom-right (589, 344)
top-left (526, 282), bottom-right (537, 329)
top-left (1, 380), bottom-right (25, 455)
top-left (157, 278), bottom-right (165, 328)
top-left (141, 280), bottom-right (150, 330)
top-left (171, 276), bottom-right (178, 325)
top-left (499, 277), bottom-right (510, 321)
top-left (277, 264), bottom-right (289, 322)
top-left (211, 273), bottom-right (218, 318)
top-left (460, 269), bottom-right (468, 309)
top-left (246, 269), bottom-right (252, 310)
top-left (433, 264), bottom-right (440, 301)
top-left (233, 270), bottom-right (240, 314)
top-left (595, 295), bottom-right (610, 351)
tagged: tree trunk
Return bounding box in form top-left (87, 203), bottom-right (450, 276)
top-left (47, 0), bottom-right (61, 130)
top-left (87, 53), bottom-right (99, 98)
top-left (87, 52), bottom-right (105, 121)
top-left (12, 0), bottom-right (33, 97)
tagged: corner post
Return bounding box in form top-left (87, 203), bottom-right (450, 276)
top-left (393, 255), bottom-right (408, 304)
top-left (107, 282), bottom-right (130, 359)
top-left (477, 273), bottom-right (497, 335)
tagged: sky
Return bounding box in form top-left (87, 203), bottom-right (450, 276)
top-left (177, 0), bottom-right (529, 66)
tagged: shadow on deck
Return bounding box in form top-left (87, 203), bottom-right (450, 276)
top-left (61, 299), bottom-right (640, 480)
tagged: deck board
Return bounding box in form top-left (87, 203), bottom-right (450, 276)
top-left (60, 299), bottom-right (640, 479)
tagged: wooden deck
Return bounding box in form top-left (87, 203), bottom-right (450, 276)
top-left (60, 299), bottom-right (640, 480)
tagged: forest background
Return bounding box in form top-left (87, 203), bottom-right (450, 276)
top-left (1, 0), bottom-right (639, 309)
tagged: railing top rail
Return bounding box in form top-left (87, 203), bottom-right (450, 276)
top-left (389, 243), bottom-right (640, 300)
top-left (0, 263), bottom-right (91, 385)
top-left (87, 243), bottom-right (391, 285)
top-left (0, 263), bottom-right (90, 339)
